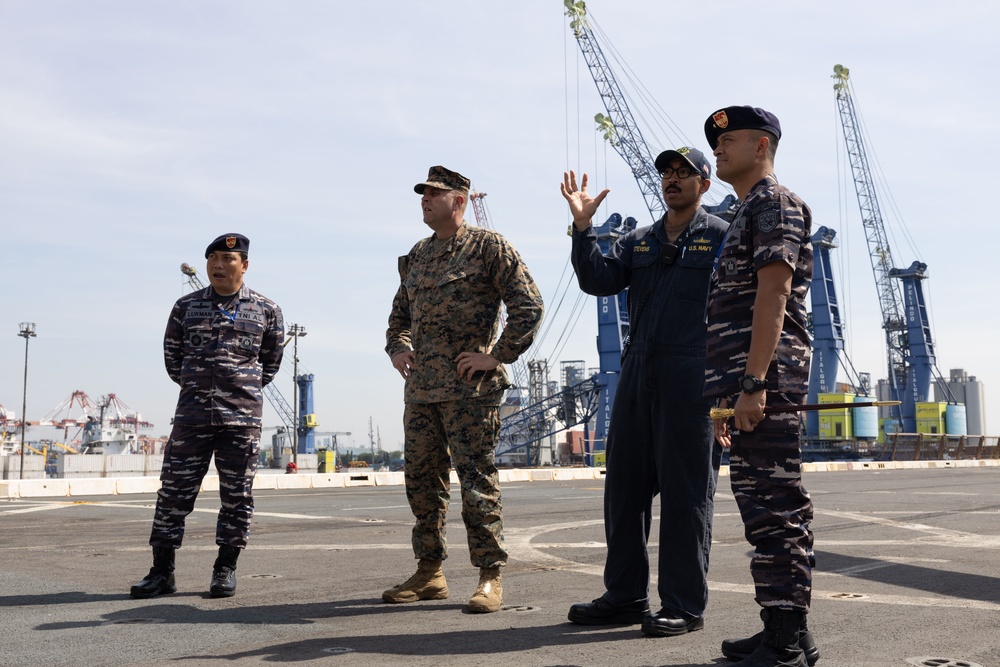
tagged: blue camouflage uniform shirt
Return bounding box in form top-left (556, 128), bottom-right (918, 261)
top-left (704, 174), bottom-right (813, 397)
top-left (164, 283), bottom-right (285, 426)
top-left (386, 222), bottom-right (544, 404)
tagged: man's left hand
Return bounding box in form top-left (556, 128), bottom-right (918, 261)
top-left (455, 351), bottom-right (500, 381)
top-left (733, 390), bottom-right (766, 432)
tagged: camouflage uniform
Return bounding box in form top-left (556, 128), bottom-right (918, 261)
top-left (151, 283), bottom-right (284, 549)
top-left (386, 222), bottom-right (543, 568)
top-left (572, 209), bottom-right (727, 618)
top-left (704, 174), bottom-right (814, 611)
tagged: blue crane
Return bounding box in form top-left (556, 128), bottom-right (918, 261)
top-left (805, 226), bottom-right (872, 438)
top-left (806, 227), bottom-right (846, 409)
top-left (832, 65), bottom-right (950, 432)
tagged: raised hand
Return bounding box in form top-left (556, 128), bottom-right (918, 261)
top-left (560, 170), bottom-right (610, 232)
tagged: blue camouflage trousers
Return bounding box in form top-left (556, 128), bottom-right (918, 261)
top-left (403, 391), bottom-right (506, 569)
top-left (149, 423), bottom-right (261, 549)
top-left (729, 392), bottom-right (814, 611)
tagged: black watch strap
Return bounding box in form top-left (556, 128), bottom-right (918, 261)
top-left (739, 374), bottom-right (767, 394)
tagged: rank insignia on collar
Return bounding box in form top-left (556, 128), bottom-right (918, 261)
top-left (713, 110), bottom-right (729, 129)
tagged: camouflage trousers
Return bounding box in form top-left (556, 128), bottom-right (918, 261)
top-left (729, 393), bottom-right (814, 612)
top-left (149, 423), bottom-right (261, 550)
top-left (403, 392), bottom-right (506, 568)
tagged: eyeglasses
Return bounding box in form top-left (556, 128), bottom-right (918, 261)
top-left (659, 166), bottom-right (699, 180)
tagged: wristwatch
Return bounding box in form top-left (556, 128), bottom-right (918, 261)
top-left (739, 374), bottom-right (767, 395)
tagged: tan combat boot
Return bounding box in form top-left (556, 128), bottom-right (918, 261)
top-left (381, 559), bottom-right (448, 603)
top-left (468, 566), bottom-right (503, 613)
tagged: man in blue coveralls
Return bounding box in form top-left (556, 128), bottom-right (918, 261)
top-left (560, 147), bottom-right (728, 637)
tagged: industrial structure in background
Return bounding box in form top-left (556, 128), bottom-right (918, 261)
top-left (1, 389), bottom-right (165, 479)
top-left (804, 225), bottom-right (879, 446)
top-left (562, 5), bottom-right (982, 458)
top-left (1, 403), bottom-right (21, 456)
top-left (831, 64), bottom-right (971, 441)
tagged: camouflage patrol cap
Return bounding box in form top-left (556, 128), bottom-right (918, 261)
top-left (654, 146), bottom-right (712, 179)
top-left (205, 233), bottom-right (250, 258)
top-left (704, 105), bottom-right (782, 150)
top-left (414, 166), bottom-right (471, 194)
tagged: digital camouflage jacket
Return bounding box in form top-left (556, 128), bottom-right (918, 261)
top-left (164, 283), bottom-right (284, 427)
top-left (386, 223), bottom-right (544, 404)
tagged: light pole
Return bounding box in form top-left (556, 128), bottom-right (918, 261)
top-left (18, 322), bottom-right (36, 481)
top-left (286, 324), bottom-right (307, 467)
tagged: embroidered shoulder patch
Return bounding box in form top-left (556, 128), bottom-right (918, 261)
top-left (757, 211), bottom-right (778, 233)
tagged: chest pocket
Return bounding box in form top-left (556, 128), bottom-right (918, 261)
top-left (404, 257), bottom-right (483, 296)
top-left (182, 302), bottom-right (214, 353)
top-left (674, 244), bottom-right (718, 304)
top-left (435, 267), bottom-right (481, 288)
top-left (228, 304), bottom-right (265, 357)
top-left (630, 242), bottom-right (658, 271)
top-left (716, 229), bottom-right (754, 289)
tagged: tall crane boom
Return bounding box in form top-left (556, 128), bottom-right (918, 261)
top-left (565, 0), bottom-right (664, 224)
top-left (832, 65), bottom-right (908, 420)
top-left (831, 64), bottom-right (951, 431)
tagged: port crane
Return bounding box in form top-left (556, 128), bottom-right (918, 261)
top-left (805, 226), bottom-right (873, 438)
top-left (1, 403), bottom-right (20, 455)
top-left (565, 0), bottom-right (664, 225)
top-left (494, 366), bottom-right (604, 466)
top-left (832, 64), bottom-right (953, 432)
top-left (179, 263), bottom-right (317, 452)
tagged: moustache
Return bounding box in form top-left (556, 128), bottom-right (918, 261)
top-left (663, 185), bottom-right (681, 194)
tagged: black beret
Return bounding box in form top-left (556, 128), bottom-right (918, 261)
top-left (704, 106), bottom-right (781, 150)
top-left (205, 233), bottom-right (250, 258)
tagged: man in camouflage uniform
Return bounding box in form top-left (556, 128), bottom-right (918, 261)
top-left (383, 165), bottom-right (543, 613)
top-left (559, 149), bottom-right (727, 637)
top-left (702, 107), bottom-right (818, 667)
top-left (130, 233), bottom-right (284, 600)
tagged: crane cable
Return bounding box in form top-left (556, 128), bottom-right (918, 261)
top-left (846, 77), bottom-right (951, 391)
top-left (586, 10), bottom-right (734, 207)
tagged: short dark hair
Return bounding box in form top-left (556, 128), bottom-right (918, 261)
top-left (750, 129), bottom-right (779, 160)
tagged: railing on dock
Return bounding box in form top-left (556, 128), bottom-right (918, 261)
top-left (880, 433), bottom-right (1000, 462)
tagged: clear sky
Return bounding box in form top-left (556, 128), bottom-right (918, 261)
top-left (2, 1), bottom-right (997, 450)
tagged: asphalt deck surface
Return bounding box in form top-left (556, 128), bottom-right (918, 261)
top-left (2, 466), bottom-right (999, 667)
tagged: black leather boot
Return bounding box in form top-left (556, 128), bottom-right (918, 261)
top-left (129, 546), bottom-right (177, 599)
top-left (209, 545), bottom-right (240, 598)
top-left (729, 608), bottom-right (810, 667)
top-left (722, 608), bottom-right (819, 664)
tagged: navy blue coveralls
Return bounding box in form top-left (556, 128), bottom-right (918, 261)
top-left (571, 209), bottom-right (728, 618)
